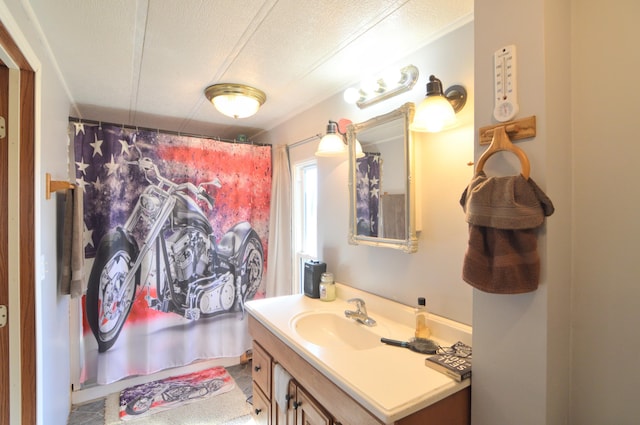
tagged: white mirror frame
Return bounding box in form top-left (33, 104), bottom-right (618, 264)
top-left (347, 102), bottom-right (418, 253)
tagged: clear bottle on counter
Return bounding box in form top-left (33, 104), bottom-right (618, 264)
top-left (414, 297), bottom-right (431, 339)
top-left (319, 272), bottom-right (336, 301)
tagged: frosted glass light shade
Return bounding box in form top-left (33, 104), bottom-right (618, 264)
top-left (205, 84), bottom-right (266, 119)
top-left (410, 95), bottom-right (456, 133)
top-left (315, 133), bottom-right (346, 156)
top-left (212, 94), bottom-right (260, 119)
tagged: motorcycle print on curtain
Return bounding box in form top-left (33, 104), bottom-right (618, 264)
top-left (72, 122), bottom-right (271, 385)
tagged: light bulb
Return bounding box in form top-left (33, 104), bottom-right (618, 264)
top-left (360, 77), bottom-right (380, 95)
top-left (343, 87), bottom-right (361, 104)
top-left (381, 69), bottom-right (403, 86)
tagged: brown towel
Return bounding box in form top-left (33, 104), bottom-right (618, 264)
top-left (460, 172), bottom-right (554, 229)
top-left (463, 225), bottom-right (540, 294)
top-left (460, 173), bottom-right (553, 294)
top-left (60, 188), bottom-right (85, 297)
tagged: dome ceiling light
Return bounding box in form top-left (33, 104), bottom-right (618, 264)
top-left (204, 83), bottom-right (267, 119)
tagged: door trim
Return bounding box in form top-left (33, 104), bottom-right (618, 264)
top-left (0, 62), bottom-right (9, 425)
top-left (0, 19), bottom-right (36, 425)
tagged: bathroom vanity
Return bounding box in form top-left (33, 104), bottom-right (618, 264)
top-left (245, 285), bottom-right (472, 425)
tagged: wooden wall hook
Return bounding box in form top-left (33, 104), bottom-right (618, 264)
top-left (46, 173), bottom-right (75, 200)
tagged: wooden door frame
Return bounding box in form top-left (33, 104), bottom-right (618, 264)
top-left (0, 20), bottom-right (36, 425)
top-left (0, 61), bottom-right (9, 425)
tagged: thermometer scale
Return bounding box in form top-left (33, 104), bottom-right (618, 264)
top-left (493, 45), bottom-right (519, 122)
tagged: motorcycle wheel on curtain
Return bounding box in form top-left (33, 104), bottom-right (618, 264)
top-left (86, 228), bottom-right (141, 353)
top-left (235, 230), bottom-right (263, 311)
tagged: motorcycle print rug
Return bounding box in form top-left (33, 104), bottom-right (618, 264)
top-left (118, 366), bottom-right (235, 421)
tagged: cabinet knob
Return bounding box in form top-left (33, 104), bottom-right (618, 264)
top-left (254, 408), bottom-right (262, 415)
top-left (293, 401), bottom-right (302, 410)
top-left (254, 365), bottom-right (261, 372)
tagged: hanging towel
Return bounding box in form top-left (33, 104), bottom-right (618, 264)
top-left (273, 363), bottom-right (292, 411)
top-left (460, 172), bottom-right (554, 229)
top-left (462, 225), bottom-right (542, 293)
top-left (459, 173), bottom-right (554, 294)
top-left (60, 188), bottom-right (85, 297)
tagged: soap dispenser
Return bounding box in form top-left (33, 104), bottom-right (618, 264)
top-left (414, 297), bottom-right (431, 339)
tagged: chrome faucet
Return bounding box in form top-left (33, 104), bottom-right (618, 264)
top-left (344, 298), bottom-right (376, 326)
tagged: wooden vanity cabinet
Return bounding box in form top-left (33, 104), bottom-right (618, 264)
top-left (272, 378), bottom-right (331, 425)
top-left (251, 341), bottom-right (272, 424)
top-left (272, 380), bottom-right (294, 425)
top-left (293, 384), bottom-right (332, 425)
top-left (252, 382), bottom-right (271, 425)
top-left (248, 315), bottom-right (470, 425)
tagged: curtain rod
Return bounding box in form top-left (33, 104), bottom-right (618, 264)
top-left (288, 133), bottom-right (322, 149)
top-left (68, 116), bottom-right (271, 147)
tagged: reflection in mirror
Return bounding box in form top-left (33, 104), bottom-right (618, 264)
top-left (347, 102), bottom-right (417, 253)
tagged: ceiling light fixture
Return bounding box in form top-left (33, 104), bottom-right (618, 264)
top-left (343, 65), bottom-right (419, 109)
top-left (315, 120), bottom-right (364, 158)
top-left (410, 75), bottom-right (467, 133)
top-left (204, 83), bottom-right (266, 119)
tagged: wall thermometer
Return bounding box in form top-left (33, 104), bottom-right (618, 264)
top-left (493, 45), bottom-right (519, 122)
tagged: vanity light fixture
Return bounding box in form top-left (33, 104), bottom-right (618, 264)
top-left (315, 120), bottom-right (364, 158)
top-left (410, 75), bottom-right (467, 133)
top-left (343, 65), bottom-right (419, 109)
top-left (204, 83), bottom-right (266, 119)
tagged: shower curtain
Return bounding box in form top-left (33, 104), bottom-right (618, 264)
top-left (355, 153), bottom-right (381, 237)
top-left (72, 122), bottom-right (271, 385)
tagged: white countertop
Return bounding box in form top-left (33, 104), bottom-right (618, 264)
top-left (245, 284), bottom-right (472, 424)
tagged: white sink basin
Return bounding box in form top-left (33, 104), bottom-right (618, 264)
top-left (290, 311), bottom-right (389, 350)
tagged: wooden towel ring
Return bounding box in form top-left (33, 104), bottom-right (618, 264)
top-left (475, 125), bottom-right (530, 179)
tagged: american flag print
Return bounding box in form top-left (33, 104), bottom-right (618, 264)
top-left (355, 153), bottom-right (381, 236)
top-left (72, 123), bottom-right (271, 261)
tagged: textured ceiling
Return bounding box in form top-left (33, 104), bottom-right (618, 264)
top-left (28, 0), bottom-right (473, 140)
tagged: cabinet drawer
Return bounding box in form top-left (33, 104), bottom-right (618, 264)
top-left (252, 383), bottom-right (271, 425)
top-left (252, 341), bottom-right (272, 398)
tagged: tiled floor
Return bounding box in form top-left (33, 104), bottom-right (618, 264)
top-left (67, 361), bottom-right (254, 425)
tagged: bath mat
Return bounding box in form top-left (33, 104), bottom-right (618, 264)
top-left (110, 366), bottom-right (245, 422)
top-left (104, 387), bottom-right (254, 424)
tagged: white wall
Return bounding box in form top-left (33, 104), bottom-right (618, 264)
top-left (0, 1), bottom-right (73, 425)
top-left (472, 0), bottom-right (556, 423)
top-left (570, 1), bottom-right (640, 423)
top-left (37, 64), bottom-right (75, 425)
top-left (474, 0), bottom-right (640, 423)
top-left (265, 20), bottom-right (475, 326)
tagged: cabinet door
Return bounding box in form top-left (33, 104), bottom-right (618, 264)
top-left (294, 386), bottom-right (331, 425)
top-left (273, 379), bottom-right (295, 425)
top-left (253, 342), bottom-right (272, 398)
top-left (252, 383), bottom-right (271, 425)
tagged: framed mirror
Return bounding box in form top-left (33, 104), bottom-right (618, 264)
top-left (347, 102), bottom-right (418, 253)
